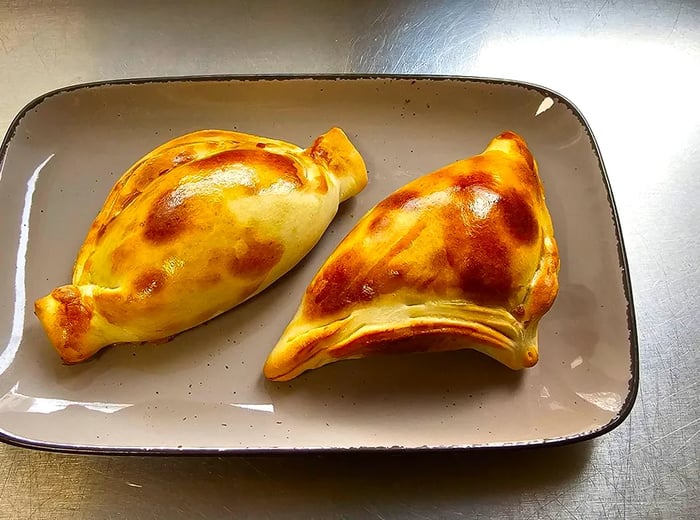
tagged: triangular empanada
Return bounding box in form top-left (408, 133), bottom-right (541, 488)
top-left (35, 127), bottom-right (367, 363)
top-left (264, 131), bottom-right (559, 381)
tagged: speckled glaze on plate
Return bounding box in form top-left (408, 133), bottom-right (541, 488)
top-left (0, 75), bottom-right (637, 453)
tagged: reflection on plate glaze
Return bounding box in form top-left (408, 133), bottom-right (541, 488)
top-left (0, 154), bottom-right (55, 375)
top-left (576, 391), bottom-right (622, 412)
top-left (570, 356), bottom-right (584, 369)
top-left (535, 96), bottom-right (554, 116)
top-left (539, 386), bottom-right (622, 413)
top-left (0, 382), bottom-right (132, 414)
top-left (538, 385), bottom-right (571, 412)
top-left (229, 403), bottom-right (274, 413)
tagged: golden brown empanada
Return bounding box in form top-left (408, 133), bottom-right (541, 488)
top-left (35, 127), bottom-right (367, 363)
top-left (264, 131), bottom-right (559, 381)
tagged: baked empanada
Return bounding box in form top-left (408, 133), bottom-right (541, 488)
top-left (264, 131), bottom-right (559, 381)
top-left (35, 127), bottom-right (367, 363)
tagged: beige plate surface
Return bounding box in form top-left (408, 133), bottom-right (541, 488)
top-left (0, 76), bottom-right (637, 453)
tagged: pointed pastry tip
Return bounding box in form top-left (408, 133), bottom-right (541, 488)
top-left (486, 130), bottom-right (536, 171)
top-left (307, 127), bottom-right (368, 202)
top-left (34, 285), bottom-right (108, 364)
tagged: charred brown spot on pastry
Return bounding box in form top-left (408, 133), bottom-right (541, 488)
top-left (499, 190), bottom-right (538, 244)
top-left (307, 221), bottom-right (427, 318)
top-left (367, 213), bottom-right (391, 234)
top-left (451, 171), bottom-right (497, 192)
top-left (143, 192), bottom-right (193, 243)
top-left (376, 189), bottom-right (420, 212)
top-left (133, 269), bottom-right (167, 297)
top-left (443, 218), bottom-right (513, 303)
top-left (305, 251), bottom-right (356, 317)
top-left (98, 147), bottom-right (199, 243)
top-left (256, 142), bottom-right (266, 149)
top-left (364, 266), bottom-right (410, 297)
top-left (228, 232), bottom-right (285, 278)
top-left (458, 239), bottom-right (512, 302)
top-left (195, 149), bottom-right (303, 189)
top-left (309, 261), bottom-right (352, 308)
top-left (52, 286), bottom-right (92, 349)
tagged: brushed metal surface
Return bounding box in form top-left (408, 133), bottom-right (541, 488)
top-left (0, 0), bottom-right (698, 518)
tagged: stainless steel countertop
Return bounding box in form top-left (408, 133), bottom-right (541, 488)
top-left (1, 1), bottom-right (698, 518)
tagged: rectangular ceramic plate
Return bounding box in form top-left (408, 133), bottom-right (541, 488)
top-left (0, 75), bottom-right (638, 453)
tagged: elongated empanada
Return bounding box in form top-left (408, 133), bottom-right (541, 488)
top-left (35, 127), bottom-right (367, 363)
top-left (264, 131), bottom-right (559, 381)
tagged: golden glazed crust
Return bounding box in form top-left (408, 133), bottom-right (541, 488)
top-left (264, 131), bottom-right (559, 381)
top-left (35, 127), bottom-right (367, 363)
